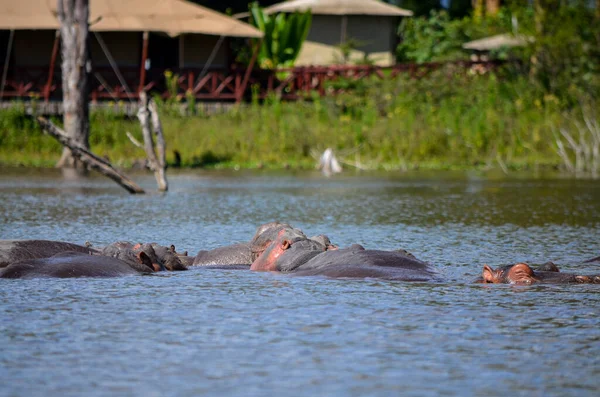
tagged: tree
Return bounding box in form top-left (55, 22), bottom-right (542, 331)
top-left (472, 0), bottom-right (502, 17)
top-left (56, 0), bottom-right (91, 170)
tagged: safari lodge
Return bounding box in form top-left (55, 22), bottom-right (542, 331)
top-left (0, 0), bottom-right (263, 103)
top-left (254, 0), bottom-right (413, 67)
top-left (0, 0), bottom-right (431, 105)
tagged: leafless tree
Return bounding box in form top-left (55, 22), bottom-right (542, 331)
top-left (56, 0), bottom-right (91, 170)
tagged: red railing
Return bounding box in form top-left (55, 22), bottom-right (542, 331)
top-left (0, 61), bottom-right (504, 102)
top-left (246, 60), bottom-right (504, 100)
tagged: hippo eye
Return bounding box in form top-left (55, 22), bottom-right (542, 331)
top-left (281, 240), bottom-right (291, 250)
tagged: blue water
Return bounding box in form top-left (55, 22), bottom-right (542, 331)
top-left (1, 169), bottom-right (599, 396)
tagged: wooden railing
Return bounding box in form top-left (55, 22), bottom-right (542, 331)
top-left (0, 61), bottom-right (504, 103)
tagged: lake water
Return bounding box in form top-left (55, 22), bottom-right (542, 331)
top-left (1, 169), bottom-right (599, 396)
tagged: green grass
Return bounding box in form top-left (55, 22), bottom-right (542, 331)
top-left (0, 67), bottom-right (596, 171)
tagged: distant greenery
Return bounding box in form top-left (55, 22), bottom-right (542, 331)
top-left (2, 3), bottom-right (597, 174)
top-left (1, 66), bottom-right (596, 171)
top-left (397, 9), bottom-right (511, 63)
top-left (397, 3), bottom-right (600, 101)
top-left (246, 2), bottom-right (312, 69)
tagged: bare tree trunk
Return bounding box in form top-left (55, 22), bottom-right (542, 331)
top-left (137, 92), bottom-right (168, 192)
top-left (472, 0), bottom-right (485, 19)
top-left (485, 0), bottom-right (501, 15)
top-left (56, 0), bottom-right (90, 170)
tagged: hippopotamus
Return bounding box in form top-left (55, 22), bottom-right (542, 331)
top-left (191, 222), bottom-right (333, 267)
top-left (0, 250), bottom-right (160, 279)
top-left (583, 255), bottom-right (600, 263)
top-left (250, 229), bottom-right (438, 281)
top-left (479, 262), bottom-right (600, 285)
top-left (0, 240), bottom-right (97, 268)
top-left (100, 241), bottom-right (187, 271)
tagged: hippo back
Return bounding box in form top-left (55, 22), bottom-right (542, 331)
top-left (192, 243), bottom-right (252, 266)
top-left (0, 252), bottom-right (148, 279)
top-left (0, 240), bottom-right (97, 268)
top-left (293, 249), bottom-right (438, 281)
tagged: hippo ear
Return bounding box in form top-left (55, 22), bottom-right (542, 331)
top-left (137, 251), bottom-right (156, 272)
top-left (482, 265), bottom-right (497, 283)
top-left (281, 240), bottom-right (291, 250)
top-left (170, 244), bottom-right (176, 253)
top-left (507, 263), bottom-right (536, 285)
top-left (537, 262), bottom-right (560, 272)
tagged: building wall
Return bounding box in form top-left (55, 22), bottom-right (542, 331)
top-left (306, 15), bottom-right (343, 47)
top-left (182, 34), bottom-right (229, 68)
top-left (304, 14), bottom-right (400, 66)
top-left (12, 30), bottom-right (57, 67)
top-left (9, 30), bottom-right (141, 69)
top-left (346, 16), bottom-right (397, 56)
top-left (91, 32), bottom-right (141, 68)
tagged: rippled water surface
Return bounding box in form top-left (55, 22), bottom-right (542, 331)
top-left (1, 169), bottom-right (599, 396)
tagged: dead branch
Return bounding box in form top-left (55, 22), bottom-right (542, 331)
top-left (126, 131), bottom-right (144, 149)
top-left (559, 127), bottom-right (583, 172)
top-left (37, 117), bottom-right (145, 194)
top-left (137, 92), bottom-right (168, 192)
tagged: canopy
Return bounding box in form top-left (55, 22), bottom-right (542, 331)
top-left (0, 0), bottom-right (263, 37)
top-left (260, 0), bottom-right (413, 17)
top-left (463, 34), bottom-right (531, 52)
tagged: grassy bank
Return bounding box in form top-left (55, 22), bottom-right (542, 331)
top-left (0, 67), bottom-right (597, 171)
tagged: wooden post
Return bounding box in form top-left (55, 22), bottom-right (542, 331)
top-left (136, 91), bottom-right (168, 192)
top-left (37, 117), bottom-right (145, 194)
top-left (44, 30), bottom-right (60, 102)
top-left (237, 38), bottom-right (263, 103)
top-left (341, 15), bottom-right (348, 45)
top-left (138, 31), bottom-right (149, 93)
top-left (179, 34), bottom-right (185, 69)
top-left (56, 0), bottom-right (91, 170)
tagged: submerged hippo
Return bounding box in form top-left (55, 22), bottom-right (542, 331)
top-left (100, 241), bottom-right (187, 271)
top-left (0, 240), bottom-right (97, 268)
top-left (250, 229), bottom-right (437, 281)
top-left (0, 250), bottom-right (160, 279)
top-left (480, 262), bottom-right (600, 285)
top-left (583, 255), bottom-right (600, 263)
top-left (191, 222), bottom-right (334, 267)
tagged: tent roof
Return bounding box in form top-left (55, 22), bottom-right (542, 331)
top-left (0, 0), bottom-right (263, 37)
top-left (463, 33), bottom-right (531, 51)
top-left (260, 0), bottom-right (413, 17)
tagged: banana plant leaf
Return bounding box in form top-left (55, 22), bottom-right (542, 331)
top-left (249, 2), bottom-right (312, 71)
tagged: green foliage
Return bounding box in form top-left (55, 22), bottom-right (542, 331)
top-left (397, 9), bottom-right (515, 63)
top-left (397, 3), bottom-right (599, 102)
top-left (248, 2), bottom-right (312, 69)
top-left (523, 2), bottom-right (600, 100)
top-left (2, 67), bottom-right (596, 171)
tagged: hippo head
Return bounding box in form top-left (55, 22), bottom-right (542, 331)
top-left (482, 263), bottom-right (600, 285)
top-left (251, 230), bottom-right (327, 272)
top-left (249, 222), bottom-right (304, 261)
top-left (309, 235), bottom-right (339, 251)
top-left (101, 242), bottom-right (165, 272)
top-left (482, 263), bottom-right (537, 285)
top-left (148, 243), bottom-right (188, 271)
